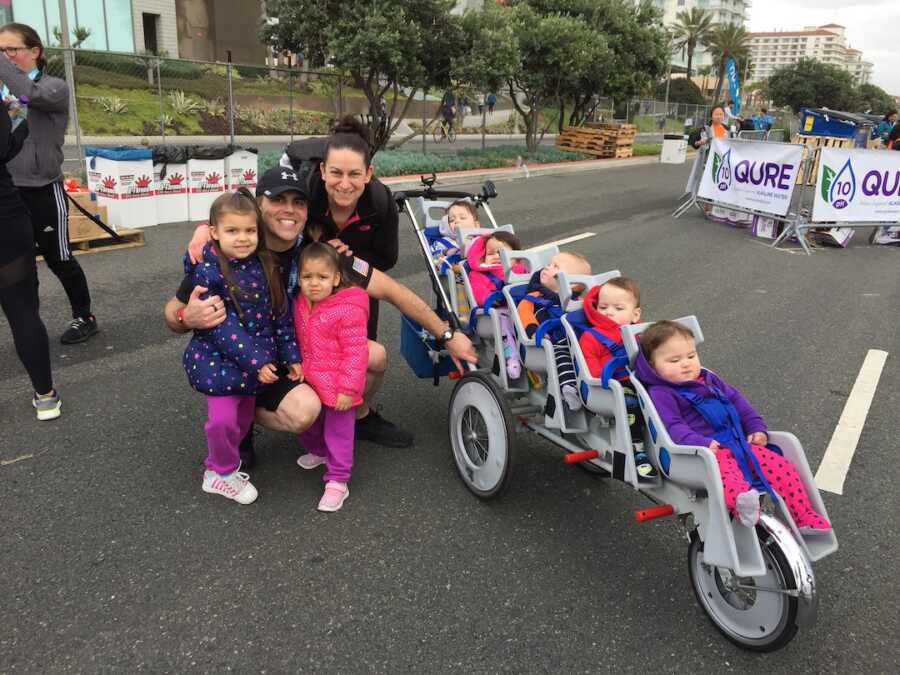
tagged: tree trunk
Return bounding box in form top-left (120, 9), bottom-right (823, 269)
top-left (712, 64), bottom-right (726, 104)
top-left (686, 47), bottom-right (693, 81)
top-left (557, 98), bottom-right (566, 135)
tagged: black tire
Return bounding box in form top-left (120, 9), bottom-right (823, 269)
top-left (447, 127), bottom-right (457, 143)
top-left (447, 372), bottom-right (516, 499)
top-left (433, 126), bottom-right (444, 143)
top-left (687, 528), bottom-right (800, 652)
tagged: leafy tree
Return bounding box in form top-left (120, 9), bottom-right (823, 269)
top-left (704, 23), bottom-right (751, 104)
top-left (263, 0), bottom-right (462, 152)
top-left (670, 7), bottom-right (713, 80)
top-left (655, 78), bottom-right (705, 105)
top-left (855, 83), bottom-right (897, 115)
top-left (767, 59), bottom-right (858, 113)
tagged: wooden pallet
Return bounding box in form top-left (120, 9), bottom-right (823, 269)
top-left (792, 134), bottom-right (855, 185)
top-left (556, 124), bottom-right (636, 158)
top-left (68, 228), bottom-right (146, 256)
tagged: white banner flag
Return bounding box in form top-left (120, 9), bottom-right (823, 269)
top-left (812, 147), bottom-right (900, 223)
top-left (697, 139), bottom-right (802, 217)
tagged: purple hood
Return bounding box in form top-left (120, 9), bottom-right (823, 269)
top-left (633, 350), bottom-right (767, 448)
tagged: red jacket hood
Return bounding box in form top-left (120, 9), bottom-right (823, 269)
top-left (466, 233), bottom-right (503, 274)
top-left (582, 284), bottom-right (624, 343)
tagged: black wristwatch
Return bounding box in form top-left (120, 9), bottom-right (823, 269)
top-left (437, 328), bottom-right (455, 346)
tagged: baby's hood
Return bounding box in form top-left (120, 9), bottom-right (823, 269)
top-left (582, 284), bottom-right (624, 339)
top-left (466, 234), bottom-right (502, 274)
top-left (633, 350), bottom-right (710, 395)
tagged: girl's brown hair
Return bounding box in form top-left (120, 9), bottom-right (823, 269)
top-left (209, 188), bottom-right (287, 318)
top-left (0, 23), bottom-right (47, 71)
top-left (447, 199), bottom-right (479, 222)
top-left (640, 320), bottom-right (695, 365)
top-left (297, 242), bottom-right (350, 291)
top-left (604, 276), bottom-right (641, 307)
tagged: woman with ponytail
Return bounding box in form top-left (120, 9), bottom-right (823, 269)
top-left (0, 23), bottom-right (98, 344)
top-left (307, 116), bottom-right (411, 448)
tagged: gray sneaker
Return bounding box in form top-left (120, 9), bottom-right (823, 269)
top-left (33, 390), bottom-right (62, 421)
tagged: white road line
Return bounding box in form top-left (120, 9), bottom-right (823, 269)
top-left (530, 232), bottom-right (596, 250)
top-left (815, 349), bottom-right (889, 495)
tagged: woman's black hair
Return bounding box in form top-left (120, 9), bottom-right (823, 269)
top-left (0, 23), bottom-right (47, 71)
top-left (884, 109), bottom-right (898, 122)
top-left (324, 115), bottom-right (372, 168)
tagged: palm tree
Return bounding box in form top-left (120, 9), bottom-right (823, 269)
top-left (704, 23), bottom-right (751, 104)
top-left (670, 8), bottom-right (714, 80)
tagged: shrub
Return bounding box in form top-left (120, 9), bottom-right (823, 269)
top-left (168, 91), bottom-right (201, 114)
top-left (97, 96), bottom-right (129, 114)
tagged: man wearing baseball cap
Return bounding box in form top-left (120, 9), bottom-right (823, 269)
top-left (164, 167), bottom-right (477, 465)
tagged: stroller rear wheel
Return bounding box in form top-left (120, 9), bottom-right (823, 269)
top-left (448, 372), bottom-right (515, 499)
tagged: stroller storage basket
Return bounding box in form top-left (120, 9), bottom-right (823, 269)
top-left (400, 316), bottom-right (456, 379)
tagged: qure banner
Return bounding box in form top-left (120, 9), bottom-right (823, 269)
top-left (812, 147), bottom-right (900, 223)
top-left (697, 139), bottom-right (802, 217)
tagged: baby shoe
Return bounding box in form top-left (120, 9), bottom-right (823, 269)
top-left (202, 469), bottom-right (258, 505)
top-left (561, 383), bottom-right (582, 411)
top-left (735, 489), bottom-right (761, 527)
top-left (297, 453), bottom-right (326, 470)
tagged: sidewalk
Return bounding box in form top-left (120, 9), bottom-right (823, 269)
top-left (382, 155), bottom-right (662, 190)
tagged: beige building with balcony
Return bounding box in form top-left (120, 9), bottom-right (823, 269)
top-left (748, 24), bottom-right (873, 85)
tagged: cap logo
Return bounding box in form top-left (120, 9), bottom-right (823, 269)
top-left (281, 171), bottom-right (298, 182)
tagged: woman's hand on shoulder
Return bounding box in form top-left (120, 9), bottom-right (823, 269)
top-left (327, 238), bottom-right (353, 257)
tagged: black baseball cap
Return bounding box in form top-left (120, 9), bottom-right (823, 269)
top-left (256, 166), bottom-right (309, 200)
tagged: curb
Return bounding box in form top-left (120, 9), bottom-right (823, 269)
top-left (381, 155), bottom-right (662, 190)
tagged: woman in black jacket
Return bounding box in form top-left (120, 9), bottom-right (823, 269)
top-left (0, 102), bottom-right (59, 420)
top-left (306, 116), bottom-right (411, 447)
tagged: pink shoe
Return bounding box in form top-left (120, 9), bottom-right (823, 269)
top-left (795, 509), bottom-right (832, 534)
top-left (318, 481), bottom-right (349, 512)
top-left (297, 453), bottom-right (326, 470)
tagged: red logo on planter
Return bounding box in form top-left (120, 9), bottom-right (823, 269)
top-left (101, 176), bottom-right (117, 190)
top-left (168, 173), bottom-right (184, 185)
top-left (135, 175), bottom-right (152, 189)
top-left (206, 172), bottom-right (222, 184)
top-left (242, 169), bottom-right (257, 181)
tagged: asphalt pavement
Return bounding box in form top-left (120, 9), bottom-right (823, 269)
top-left (1, 163), bottom-right (898, 672)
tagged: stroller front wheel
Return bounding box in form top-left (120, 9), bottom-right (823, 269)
top-left (448, 372), bottom-right (515, 499)
top-left (687, 515), bottom-right (816, 652)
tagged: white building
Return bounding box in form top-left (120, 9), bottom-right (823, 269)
top-left (748, 24), bottom-right (873, 85)
top-left (655, 0), bottom-right (749, 71)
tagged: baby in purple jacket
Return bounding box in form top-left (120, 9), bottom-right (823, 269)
top-left (635, 320), bottom-right (830, 532)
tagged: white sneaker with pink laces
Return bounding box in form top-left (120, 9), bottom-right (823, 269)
top-left (202, 469), bottom-right (258, 504)
top-left (297, 453), bottom-right (326, 470)
top-left (317, 481), bottom-right (349, 512)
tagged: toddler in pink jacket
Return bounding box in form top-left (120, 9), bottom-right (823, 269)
top-left (293, 243), bottom-right (370, 512)
top-left (465, 230), bottom-right (525, 377)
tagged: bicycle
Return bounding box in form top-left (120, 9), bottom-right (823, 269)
top-left (432, 119), bottom-right (457, 144)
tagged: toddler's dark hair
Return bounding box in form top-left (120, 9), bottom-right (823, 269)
top-left (487, 230), bottom-right (521, 251)
top-left (297, 242), bottom-right (351, 291)
top-left (640, 320), bottom-right (695, 365)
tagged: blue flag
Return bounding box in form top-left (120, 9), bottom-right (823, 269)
top-left (726, 57), bottom-right (740, 115)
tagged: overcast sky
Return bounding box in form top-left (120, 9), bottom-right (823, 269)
top-left (747, 0), bottom-right (900, 95)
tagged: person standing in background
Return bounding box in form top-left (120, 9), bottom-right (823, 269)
top-left (0, 23), bottom-right (99, 344)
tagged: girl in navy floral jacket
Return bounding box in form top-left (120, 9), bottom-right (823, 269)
top-left (183, 189), bottom-right (301, 504)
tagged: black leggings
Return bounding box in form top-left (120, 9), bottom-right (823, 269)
top-left (0, 256), bottom-right (53, 394)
